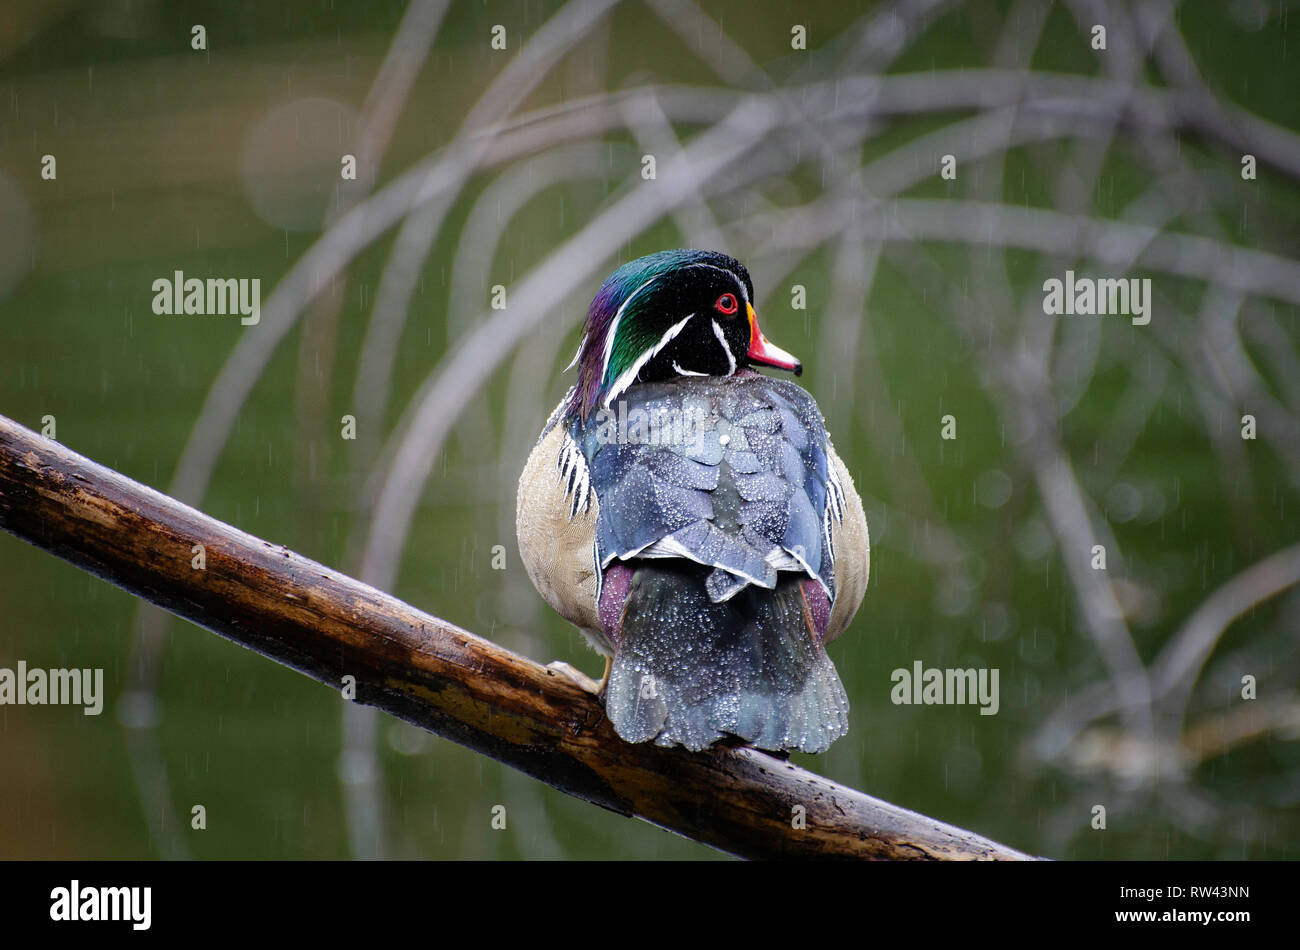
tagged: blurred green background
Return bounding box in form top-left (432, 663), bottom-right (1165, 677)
top-left (1, 0), bottom-right (1297, 860)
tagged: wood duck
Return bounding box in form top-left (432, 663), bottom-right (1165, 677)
top-left (517, 249), bottom-right (868, 753)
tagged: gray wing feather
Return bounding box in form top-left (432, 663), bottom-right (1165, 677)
top-left (572, 376), bottom-right (841, 605)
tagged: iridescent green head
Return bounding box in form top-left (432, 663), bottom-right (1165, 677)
top-left (564, 249), bottom-right (801, 419)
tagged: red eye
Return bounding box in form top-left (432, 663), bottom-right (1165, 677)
top-left (715, 293), bottom-right (738, 315)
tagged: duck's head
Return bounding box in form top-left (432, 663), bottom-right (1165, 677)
top-left (565, 249), bottom-right (802, 419)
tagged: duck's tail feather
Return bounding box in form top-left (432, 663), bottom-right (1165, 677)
top-left (604, 562), bottom-right (849, 753)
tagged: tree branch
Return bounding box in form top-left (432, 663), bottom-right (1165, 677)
top-left (0, 415), bottom-right (1034, 860)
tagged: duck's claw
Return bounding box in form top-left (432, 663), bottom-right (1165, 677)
top-left (546, 660), bottom-right (601, 695)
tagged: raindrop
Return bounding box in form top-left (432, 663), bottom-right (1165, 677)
top-left (975, 468), bottom-right (1012, 508)
top-left (1105, 482), bottom-right (1142, 523)
top-left (240, 98), bottom-right (363, 232)
top-left (1013, 516), bottom-right (1053, 562)
top-left (0, 172), bottom-right (37, 302)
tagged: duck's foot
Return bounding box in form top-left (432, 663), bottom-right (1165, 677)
top-left (597, 654), bottom-right (612, 700)
top-left (546, 660), bottom-right (600, 695)
top-left (545, 656), bottom-right (613, 701)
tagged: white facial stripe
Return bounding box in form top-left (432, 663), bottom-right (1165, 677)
top-left (712, 319), bottom-right (737, 375)
top-left (672, 361), bottom-right (707, 376)
top-left (562, 338), bottom-right (583, 373)
top-left (601, 274), bottom-right (661, 387)
top-left (602, 313), bottom-right (696, 408)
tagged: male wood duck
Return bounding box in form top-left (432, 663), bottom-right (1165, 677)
top-left (517, 249), bottom-right (868, 753)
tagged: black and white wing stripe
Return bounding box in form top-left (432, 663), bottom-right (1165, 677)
top-left (536, 385), bottom-right (593, 520)
top-left (823, 446), bottom-right (846, 559)
top-left (557, 431), bottom-right (592, 519)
